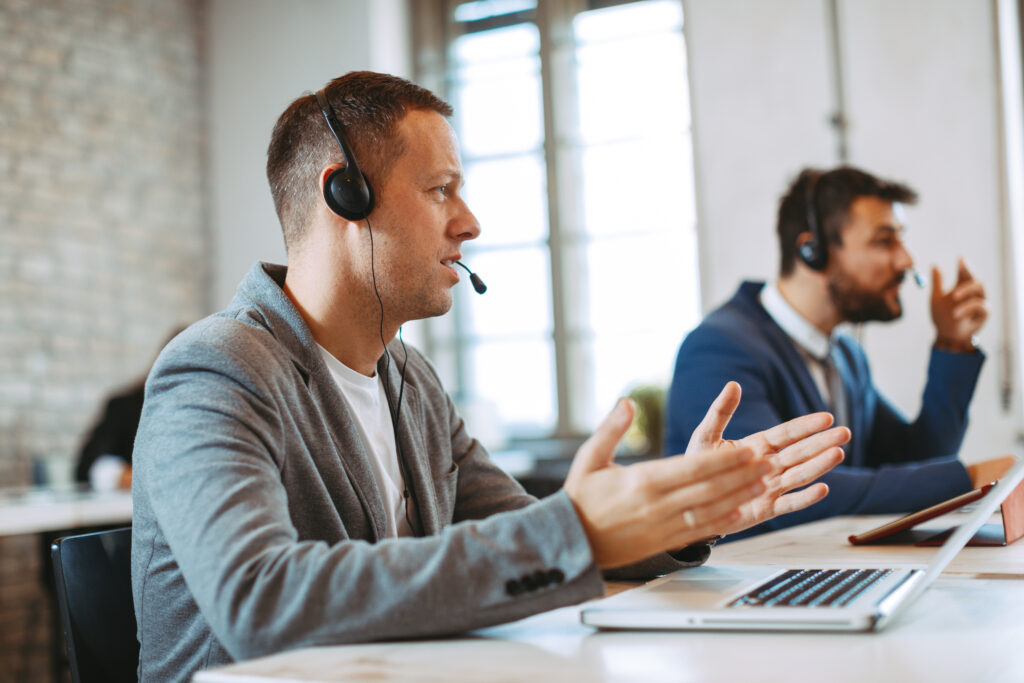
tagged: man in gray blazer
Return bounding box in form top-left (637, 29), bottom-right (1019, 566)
top-left (131, 71), bottom-right (849, 681)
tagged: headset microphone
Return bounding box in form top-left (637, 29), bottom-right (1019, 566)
top-left (454, 261), bottom-right (487, 294)
top-left (907, 268), bottom-right (926, 289)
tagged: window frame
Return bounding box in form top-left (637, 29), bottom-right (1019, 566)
top-left (411, 0), bottom-right (694, 442)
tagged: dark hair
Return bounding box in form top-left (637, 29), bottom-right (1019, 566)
top-left (776, 165), bottom-right (918, 275)
top-left (266, 71), bottom-right (453, 251)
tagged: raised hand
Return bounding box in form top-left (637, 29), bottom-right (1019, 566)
top-left (564, 399), bottom-right (772, 569)
top-left (685, 381), bottom-right (849, 534)
top-left (931, 257), bottom-right (987, 351)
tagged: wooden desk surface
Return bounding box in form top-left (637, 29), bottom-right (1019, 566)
top-left (711, 511), bottom-right (1024, 578)
top-left (193, 513), bottom-right (1024, 683)
top-left (0, 485), bottom-right (132, 536)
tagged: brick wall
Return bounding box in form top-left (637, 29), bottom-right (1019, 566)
top-left (0, 0), bottom-right (207, 679)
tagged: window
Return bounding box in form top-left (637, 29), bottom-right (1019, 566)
top-left (413, 0), bottom-right (701, 448)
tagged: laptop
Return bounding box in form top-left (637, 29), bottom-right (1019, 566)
top-left (581, 454), bottom-right (1024, 633)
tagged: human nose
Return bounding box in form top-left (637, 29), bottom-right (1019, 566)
top-left (895, 240), bottom-right (913, 271)
top-left (451, 198), bottom-right (481, 243)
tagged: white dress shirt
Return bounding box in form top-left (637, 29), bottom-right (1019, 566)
top-left (760, 282), bottom-right (848, 427)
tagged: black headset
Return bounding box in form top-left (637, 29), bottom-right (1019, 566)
top-left (798, 171), bottom-right (829, 271)
top-left (314, 89), bottom-right (375, 221)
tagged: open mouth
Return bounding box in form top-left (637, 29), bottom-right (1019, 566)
top-left (440, 258), bottom-right (460, 280)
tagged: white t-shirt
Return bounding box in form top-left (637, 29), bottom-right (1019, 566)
top-left (317, 344), bottom-right (413, 538)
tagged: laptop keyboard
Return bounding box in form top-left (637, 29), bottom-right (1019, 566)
top-left (728, 568), bottom-right (894, 608)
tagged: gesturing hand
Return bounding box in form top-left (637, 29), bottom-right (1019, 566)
top-left (685, 382), bottom-right (849, 534)
top-left (931, 258), bottom-right (987, 351)
top-left (564, 399), bottom-right (772, 570)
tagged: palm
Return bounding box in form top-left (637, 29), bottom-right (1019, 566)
top-left (685, 382), bottom-right (849, 534)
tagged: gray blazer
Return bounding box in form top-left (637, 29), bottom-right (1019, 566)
top-left (132, 262), bottom-right (707, 681)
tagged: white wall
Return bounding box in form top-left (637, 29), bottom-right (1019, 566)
top-left (684, 0), bottom-right (1022, 461)
top-left (205, 0), bottom-right (410, 309)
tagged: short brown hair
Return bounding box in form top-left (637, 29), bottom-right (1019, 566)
top-left (266, 71), bottom-right (453, 251)
top-left (777, 165), bottom-right (918, 275)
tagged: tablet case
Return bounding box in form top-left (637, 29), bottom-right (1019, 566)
top-left (849, 475), bottom-right (1024, 547)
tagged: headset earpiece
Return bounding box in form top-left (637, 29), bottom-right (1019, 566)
top-left (322, 161), bottom-right (374, 221)
top-left (799, 237), bottom-right (828, 271)
top-left (799, 172), bottom-right (829, 271)
top-left (315, 89), bottom-right (374, 221)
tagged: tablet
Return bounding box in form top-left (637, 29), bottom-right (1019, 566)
top-left (848, 483), bottom-right (994, 545)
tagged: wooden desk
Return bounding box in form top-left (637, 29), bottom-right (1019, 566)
top-left (193, 513), bottom-right (1024, 683)
top-left (712, 511), bottom-right (1024, 578)
top-left (0, 485), bottom-right (132, 536)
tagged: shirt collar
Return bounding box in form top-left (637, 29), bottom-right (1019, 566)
top-left (760, 281), bottom-right (832, 360)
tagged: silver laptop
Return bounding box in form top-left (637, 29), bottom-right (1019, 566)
top-left (582, 454), bottom-right (1024, 633)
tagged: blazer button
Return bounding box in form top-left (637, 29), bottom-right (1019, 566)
top-left (533, 569), bottom-right (550, 588)
top-left (547, 568), bottom-right (565, 585)
top-left (521, 574), bottom-right (538, 592)
top-left (506, 579), bottom-right (523, 597)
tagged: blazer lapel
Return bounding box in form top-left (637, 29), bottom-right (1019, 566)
top-left (379, 349), bottom-right (439, 537)
top-left (751, 305), bottom-right (829, 414)
top-left (310, 371), bottom-right (388, 542)
top-left (241, 262), bottom-right (387, 541)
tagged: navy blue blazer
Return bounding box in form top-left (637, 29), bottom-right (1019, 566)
top-left (665, 281), bottom-right (983, 539)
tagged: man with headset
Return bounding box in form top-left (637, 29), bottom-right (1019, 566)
top-left (665, 165), bottom-right (1012, 541)
top-left (131, 73), bottom-right (850, 680)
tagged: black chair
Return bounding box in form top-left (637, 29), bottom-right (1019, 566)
top-left (51, 527), bottom-right (138, 683)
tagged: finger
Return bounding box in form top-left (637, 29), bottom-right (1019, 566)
top-left (741, 411), bottom-right (836, 455)
top-left (772, 426), bottom-right (851, 470)
top-left (658, 458), bottom-right (771, 512)
top-left (930, 265), bottom-right (943, 300)
top-left (951, 299), bottom-right (988, 322)
top-left (773, 446), bottom-right (845, 492)
top-left (665, 478), bottom-right (768, 546)
top-left (641, 441), bottom-right (756, 493)
top-left (768, 482), bottom-right (830, 517)
top-left (566, 398), bottom-right (634, 482)
top-left (686, 381), bottom-right (742, 453)
top-left (948, 281), bottom-right (985, 304)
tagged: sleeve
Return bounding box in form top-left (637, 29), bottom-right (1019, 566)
top-left (415, 350), bottom-right (540, 522)
top-left (603, 541), bottom-right (716, 581)
top-left (865, 346), bottom-right (985, 465)
top-left (135, 335), bottom-right (607, 661)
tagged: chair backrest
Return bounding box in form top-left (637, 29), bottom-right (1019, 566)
top-left (51, 527), bottom-right (138, 683)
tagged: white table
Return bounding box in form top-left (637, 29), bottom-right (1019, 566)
top-left (193, 512), bottom-right (1024, 683)
top-left (0, 485), bottom-right (132, 536)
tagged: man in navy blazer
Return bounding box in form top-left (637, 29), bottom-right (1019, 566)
top-left (665, 166), bottom-right (1013, 540)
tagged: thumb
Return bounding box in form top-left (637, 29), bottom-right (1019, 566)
top-left (930, 265), bottom-right (943, 301)
top-left (686, 381), bottom-right (742, 453)
top-left (566, 398), bottom-right (634, 482)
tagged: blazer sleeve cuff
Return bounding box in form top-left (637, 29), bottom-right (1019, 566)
top-left (601, 538), bottom-right (716, 581)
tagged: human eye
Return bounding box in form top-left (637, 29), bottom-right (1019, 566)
top-left (873, 232), bottom-right (898, 248)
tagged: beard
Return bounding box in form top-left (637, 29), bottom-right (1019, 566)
top-left (827, 268), bottom-right (905, 323)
